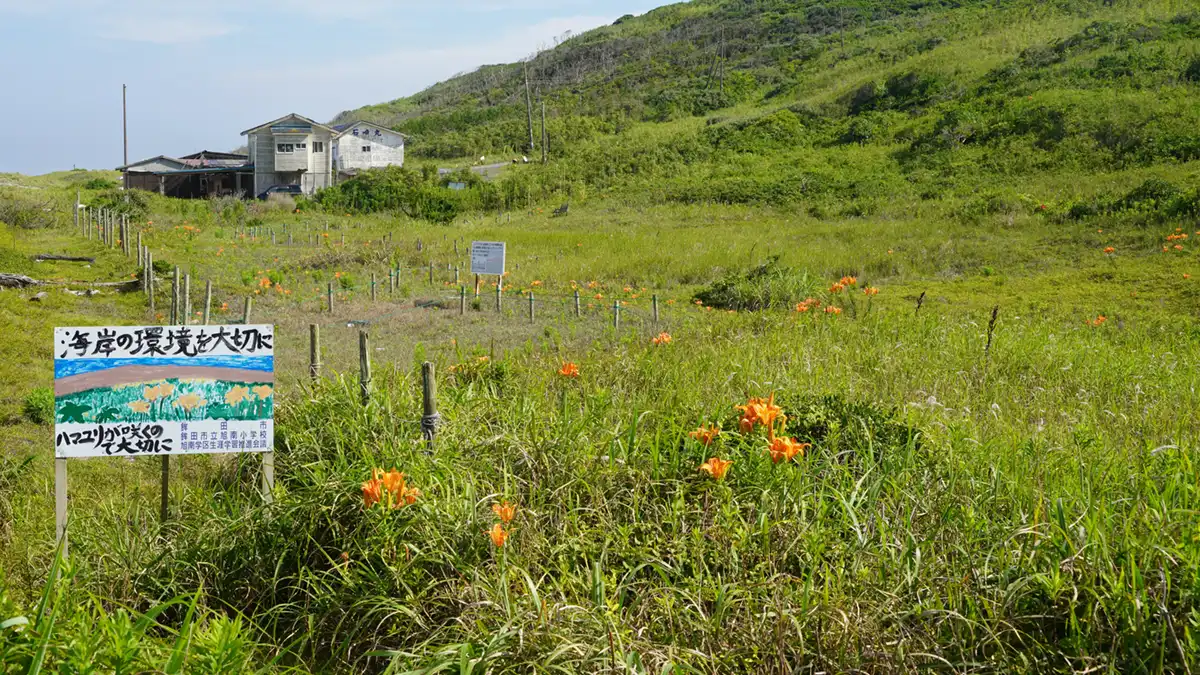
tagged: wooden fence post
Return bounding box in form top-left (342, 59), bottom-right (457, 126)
top-left (371, 272), bottom-right (378, 302)
top-left (203, 280), bottom-right (213, 325)
top-left (652, 294), bottom-right (659, 324)
top-left (474, 274), bottom-right (480, 299)
top-left (454, 266), bottom-right (460, 285)
top-left (359, 330), bottom-right (372, 406)
top-left (147, 252), bottom-right (155, 314)
top-left (613, 300), bottom-right (621, 331)
top-left (327, 282), bottom-right (334, 313)
top-left (172, 266), bottom-right (181, 324)
top-left (574, 289), bottom-right (581, 317)
top-left (495, 275), bottom-right (503, 312)
top-left (243, 296), bottom-right (253, 324)
top-left (428, 262), bottom-right (434, 285)
top-left (309, 324), bottom-right (321, 380)
top-left (528, 291), bottom-right (535, 323)
top-left (460, 285), bottom-right (466, 315)
top-left (55, 458), bottom-right (67, 559)
top-left (421, 362), bottom-right (439, 446)
top-left (183, 274), bottom-right (192, 325)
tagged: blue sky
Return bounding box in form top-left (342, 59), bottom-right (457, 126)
top-left (0, 0), bottom-right (667, 175)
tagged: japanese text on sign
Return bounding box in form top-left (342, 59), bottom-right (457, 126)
top-left (470, 241), bottom-right (506, 276)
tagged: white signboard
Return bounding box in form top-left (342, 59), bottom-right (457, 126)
top-left (53, 325), bottom-right (275, 458)
top-left (471, 241), bottom-right (506, 276)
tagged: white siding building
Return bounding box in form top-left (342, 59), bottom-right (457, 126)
top-left (332, 121), bottom-right (406, 178)
top-left (240, 113), bottom-right (335, 196)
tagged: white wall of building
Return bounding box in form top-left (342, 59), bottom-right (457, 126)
top-left (334, 124), bottom-right (405, 174)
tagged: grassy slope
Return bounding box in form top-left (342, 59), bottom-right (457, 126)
top-left (2, 0), bottom-right (1200, 672)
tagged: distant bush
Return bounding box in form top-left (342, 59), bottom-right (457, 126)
top-left (0, 193), bottom-right (58, 229)
top-left (694, 256), bottom-right (818, 311)
top-left (777, 394), bottom-right (922, 460)
top-left (703, 109), bottom-right (807, 152)
top-left (90, 188), bottom-right (150, 220)
top-left (313, 166), bottom-right (502, 223)
top-left (22, 387), bottom-right (54, 425)
top-left (1117, 178), bottom-right (1180, 210)
top-left (82, 177), bottom-right (117, 190)
top-left (1184, 56), bottom-right (1200, 82)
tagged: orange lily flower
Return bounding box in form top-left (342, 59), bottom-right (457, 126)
top-left (767, 437), bottom-right (810, 464)
top-left (487, 523), bottom-right (510, 547)
top-left (362, 477), bottom-right (383, 508)
top-left (689, 424), bottom-right (720, 447)
top-left (699, 457), bottom-right (733, 481)
top-left (558, 362), bottom-right (580, 378)
top-left (651, 332), bottom-right (672, 345)
top-left (492, 500), bottom-right (517, 523)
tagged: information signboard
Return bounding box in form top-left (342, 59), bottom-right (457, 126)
top-left (53, 325), bottom-right (275, 459)
top-left (470, 241), bottom-right (506, 276)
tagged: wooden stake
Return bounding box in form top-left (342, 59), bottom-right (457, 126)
top-left (359, 330), bottom-right (372, 406)
top-left (55, 458), bottom-right (68, 559)
top-left (309, 324), bottom-right (321, 380)
top-left (428, 262), bottom-right (434, 285)
top-left (495, 275), bottom-right (503, 312)
top-left (421, 361), bottom-right (438, 445)
top-left (327, 282), bottom-right (334, 313)
top-left (460, 285), bottom-right (466, 315)
top-left (474, 274), bottom-right (480, 299)
top-left (202, 280), bottom-right (212, 325)
top-left (183, 274), bottom-right (191, 325)
top-left (528, 291), bottom-right (535, 323)
top-left (262, 451), bottom-right (275, 505)
top-left (613, 300), bottom-right (621, 331)
top-left (147, 252), bottom-right (155, 314)
top-left (172, 266), bottom-right (181, 325)
top-left (652, 294), bottom-right (659, 323)
top-left (242, 296), bottom-right (253, 324)
top-left (574, 289), bottom-right (581, 317)
top-left (371, 272), bottom-right (378, 302)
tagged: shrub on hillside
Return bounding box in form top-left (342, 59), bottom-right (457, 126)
top-left (1185, 56), bottom-right (1200, 82)
top-left (694, 256), bottom-right (818, 311)
top-left (82, 177), bottom-right (117, 190)
top-left (703, 109), bottom-right (807, 152)
top-left (0, 193), bottom-right (59, 229)
top-left (90, 188), bottom-right (150, 220)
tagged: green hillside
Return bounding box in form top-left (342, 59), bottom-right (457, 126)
top-left (333, 0), bottom-right (1199, 213)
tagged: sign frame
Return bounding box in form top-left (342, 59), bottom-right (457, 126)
top-left (51, 323), bottom-right (277, 556)
top-left (470, 241), bottom-right (506, 276)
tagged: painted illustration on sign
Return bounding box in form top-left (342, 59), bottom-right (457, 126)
top-left (53, 325), bottom-right (275, 458)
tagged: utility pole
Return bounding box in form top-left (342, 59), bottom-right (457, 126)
top-left (541, 99), bottom-right (548, 164)
top-left (523, 61), bottom-right (535, 154)
top-left (122, 84), bottom-right (128, 191)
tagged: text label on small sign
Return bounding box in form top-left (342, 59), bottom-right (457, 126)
top-left (470, 241), bottom-right (506, 276)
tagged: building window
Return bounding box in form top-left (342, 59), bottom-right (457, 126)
top-left (296, 143), bottom-right (306, 150)
top-left (276, 143), bottom-right (294, 153)
top-left (313, 141), bottom-right (324, 153)
top-left (362, 145), bottom-right (371, 153)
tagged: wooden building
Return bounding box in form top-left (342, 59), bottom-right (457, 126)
top-left (332, 120), bottom-right (407, 179)
top-left (118, 150), bottom-right (252, 199)
top-left (240, 113), bottom-right (335, 197)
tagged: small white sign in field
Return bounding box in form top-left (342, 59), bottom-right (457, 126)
top-left (471, 241), bottom-right (506, 276)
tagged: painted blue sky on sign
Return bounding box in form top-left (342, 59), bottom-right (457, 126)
top-left (55, 355), bottom-right (275, 379)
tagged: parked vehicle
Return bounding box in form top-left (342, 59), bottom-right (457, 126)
top-left (256, 184), bottom-right (302, 200)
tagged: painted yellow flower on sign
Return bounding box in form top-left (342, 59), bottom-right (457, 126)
top-left (174, 393), bottom-right (206, 412)
top-left (225, 385), bottom-right (251, 406)
top-left (252, 385), bottom-right (273, 400)
top-left (128, 400), bottom-right (151, 414)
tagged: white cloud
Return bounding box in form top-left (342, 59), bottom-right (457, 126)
top-left (229, 14), bottom-right (617, 122)
top-left (97, 15), bottom-right (241, 44)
